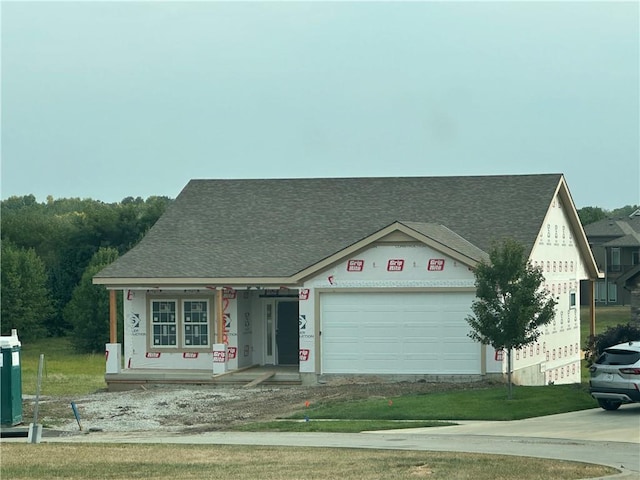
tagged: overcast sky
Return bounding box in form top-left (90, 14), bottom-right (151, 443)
top-left (2, 1), bottom-right (638, 210)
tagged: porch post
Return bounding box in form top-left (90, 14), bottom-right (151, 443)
top-left (589, 279), bottom-right (596, 339)
top-left (109, 290), bottom-right (117, 343)
top-left (217, 288), bottom-right (224, 343)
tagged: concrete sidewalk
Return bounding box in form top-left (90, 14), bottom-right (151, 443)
top-left (383, 407), bottom-right (640, 444)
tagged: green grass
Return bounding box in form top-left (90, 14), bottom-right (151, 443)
top-left (580, 305), bottom-right (630, 348)
top-left (1, 444), bottom-right (618, 480)
top-left (20, 337), bottom-right (106, 396)
top-left (286, 384), bottom-right (596, 422)
top-left (233, 419), bottom-right (455, 432)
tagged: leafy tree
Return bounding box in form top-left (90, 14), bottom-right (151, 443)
top-left (1, 194), bottom-right (38, 211)
top-left (609, 204), bottom-right (640, 219)
top-left (584, 323), bottom-right (640, 366)
top-left (577, 206), bottom-right (607, 226)
top-left (577, 204), bottom-right (640, 226)
top-left (64, 247), bottom-right (120, 353)
top-left (466, 239), bottom-right (557, 398)
top-left (1, 241), bottom-right (54, 341)
top-left (1, 194), bottom-right (172, 337)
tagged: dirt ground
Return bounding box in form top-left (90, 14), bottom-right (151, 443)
top-left (23, 379), bottom-right (491, 434)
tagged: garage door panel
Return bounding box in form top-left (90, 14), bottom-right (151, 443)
top-left (321, 292), bottom-right (480, 375)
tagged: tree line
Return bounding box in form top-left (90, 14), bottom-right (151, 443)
top-left (1, 194), bottom-right (172, 351)
top-left (577, 205), bottom-right (639, 225)
top-left (0, 195), bottom-right (637, 353)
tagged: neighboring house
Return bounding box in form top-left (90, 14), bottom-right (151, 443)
top-left (94, 174), bottom-right (599, 388)
top-left (581, 210), bottom-right (640, 306)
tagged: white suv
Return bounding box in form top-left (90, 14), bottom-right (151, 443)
top-left (589, 340), bottom-right (640, 410)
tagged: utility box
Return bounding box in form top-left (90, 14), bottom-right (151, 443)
top-left (0, 329), bottom-right (23, 426)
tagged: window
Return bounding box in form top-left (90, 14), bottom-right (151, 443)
top-left (632, 250), bottom-right (640, 266)
top-left (596, 348), bottom-right (640, 365)
top-left (608, 283), bottom-right (617, 303)
top-left (152, 300), bottom-right (178, 347)
top-left (183, 300), bottom-right (209, 346)
top-left (150, 298), bottom-right (212, 350)
top-left (595, 281), bottom-right (607, 302)
top-left (611, 248), bottom-right (621, 272)
top-left (569, 292), bottom-right (576, 308)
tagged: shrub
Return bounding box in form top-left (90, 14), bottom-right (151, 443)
top-left (584, 323), bottom-right (640, 365)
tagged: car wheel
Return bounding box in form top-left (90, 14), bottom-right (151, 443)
top-left (597, 399), bottom-right (622, 411)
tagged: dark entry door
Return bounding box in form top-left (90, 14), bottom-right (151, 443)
top-left (276, 301), bottom-right (299, 365)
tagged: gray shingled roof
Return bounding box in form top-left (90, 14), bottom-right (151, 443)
top-left (95, 174), bottom-right (564, 280)
top-left (603, 234), bottom-right (640, 248)
top-left (399, 222), bottom-right (490, 264)
top-left (583, 216), bottom-right (640, 237)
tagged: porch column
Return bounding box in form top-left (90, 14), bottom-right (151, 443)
top-left (109, 290), bottom-right (117, 343)
top-left (217, 288), bottom-right (224, 343)
top-left (589, 279), bottom-right (596, 339)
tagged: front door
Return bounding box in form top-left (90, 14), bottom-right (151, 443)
top-left (276, 301), bottom-right (299, 365)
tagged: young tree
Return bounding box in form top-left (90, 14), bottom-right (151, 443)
top-left (64, 247), bottom-right (120, 353)
top-left (466, 238), bottom-right (556, 399)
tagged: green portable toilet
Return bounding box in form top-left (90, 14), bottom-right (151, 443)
top-left (0, 329), bottom-right (23, 426)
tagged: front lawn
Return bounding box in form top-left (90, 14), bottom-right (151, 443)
top-left (286, 383), bottom-right (596, 422)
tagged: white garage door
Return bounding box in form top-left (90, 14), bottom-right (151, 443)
top-left (321, 292), bottom-right (480, 375)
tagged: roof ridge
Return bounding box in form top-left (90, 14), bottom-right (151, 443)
top-left (616, 220), bottom-right (640, 243)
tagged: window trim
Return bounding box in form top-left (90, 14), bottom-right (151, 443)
top-left (150, 298), bottom-right (178, 349)
top-left (182, 299), bottom-right (211, 349)
top-left (147, 295), bottom-right (215, 352)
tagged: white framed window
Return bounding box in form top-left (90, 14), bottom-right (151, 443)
top-left (151, 300), bottom-right (178, 347)
top-left (183, 300), bottom-right (209, 347)
top-left (608, 283), bottom-right (618, 303)
top-left (595, 281), bottom-right (607, 302)
top-left (149, 297), bottom-right (212, 350)
top-left (632, 250), bottom-right (640, 266)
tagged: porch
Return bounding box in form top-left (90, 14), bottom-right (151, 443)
top-left (105, 365), bottom-right (302, 391)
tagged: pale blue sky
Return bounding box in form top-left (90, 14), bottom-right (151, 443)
top-left (2, 1), bottom-right (638, 209)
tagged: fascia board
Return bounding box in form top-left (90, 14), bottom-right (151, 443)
top-left (555, 176), bottom-right (603, 279)
top-left (92, 277), bottom-right (298, 288)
